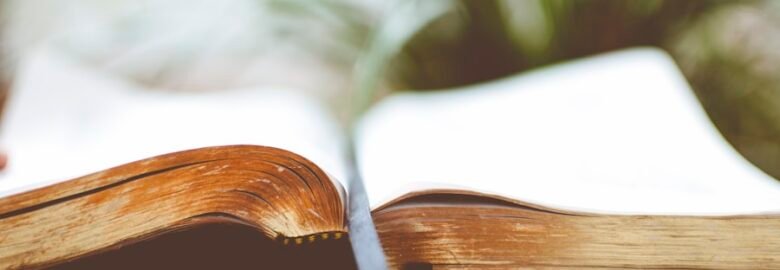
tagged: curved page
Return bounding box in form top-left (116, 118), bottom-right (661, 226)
top-left (0, 49), bottom-right (348, 196)
top-left (356, 48), bottom-right (780, 215)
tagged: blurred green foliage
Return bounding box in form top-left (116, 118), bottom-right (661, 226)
top-left (386, 0), bottom-right (716, 90)
top-left (671, 1), bottom-right (780, 178)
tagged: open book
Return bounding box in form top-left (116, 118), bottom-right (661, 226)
top-left (1, 48), bottom-right (780, 269)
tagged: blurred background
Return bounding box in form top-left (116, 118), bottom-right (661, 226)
top-left (0, 0), bottom-right (779, 179)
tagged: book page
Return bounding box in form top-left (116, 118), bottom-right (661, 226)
top-left (355, 48), bottom-right (780, 215)
top-left (0, 48), bottom-right (349, 197)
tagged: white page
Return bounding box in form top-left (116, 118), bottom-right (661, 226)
top-left (356, 48), bottom-right (780, 215)
top-left (0, 48), bottom-right (348, 197)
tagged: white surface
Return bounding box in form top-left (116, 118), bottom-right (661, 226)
top-left (356, 48), bottom-right (780, 214)
top-left (0, 49), bottom-right (348, 197)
